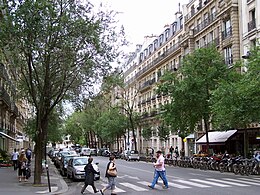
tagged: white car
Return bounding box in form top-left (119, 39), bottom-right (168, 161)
top-left (67, 156), bottom-right (100, 181)
top-left (80, 147), bottom-right (91, 156)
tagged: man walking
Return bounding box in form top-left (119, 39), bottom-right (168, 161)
top-left (148, 150), bottom-right (169, 189)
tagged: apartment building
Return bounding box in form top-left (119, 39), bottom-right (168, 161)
top-left (240, 0), bottom-right (259, 57)
top-left (121, 0), bottom-right (244, 156)
top-left (0, 62), bottom-right (30, 154)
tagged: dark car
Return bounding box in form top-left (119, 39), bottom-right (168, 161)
top-left (59, 154), bottom-right (78, 176)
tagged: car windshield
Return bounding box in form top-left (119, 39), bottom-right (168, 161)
top-left (73, 158), bottom-right (88, 166)
top-left (130, 150), bottom-right (138, 154)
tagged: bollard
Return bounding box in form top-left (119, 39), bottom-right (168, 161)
top-left (45, 162), bottom-right (51, 192)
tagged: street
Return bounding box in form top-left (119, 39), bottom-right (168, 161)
top-left (62, 156), bottom-right (260, 195)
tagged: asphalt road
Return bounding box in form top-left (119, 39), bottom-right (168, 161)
top-left (63, 156), bottom-right (260, 195)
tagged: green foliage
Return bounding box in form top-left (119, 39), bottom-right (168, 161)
top-left (157, 123), bottom-right (170, 141)
top-left (212, 45), bottom-right (260, 129)
top-left (157, 46), bottom-right (230, 137)
top-left (24, 109), bottom-right (64, 143)
top-left (95, 107), bottom-right (128, 144)
top-left (142, 125), bottom-right (153, 141)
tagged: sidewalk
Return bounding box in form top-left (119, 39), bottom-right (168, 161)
top-left (0, 157), bottom-right (68, 195)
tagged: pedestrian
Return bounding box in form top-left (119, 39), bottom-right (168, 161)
top-left (100, 155), bottom-right (117, 195)
top-left (11, 148), bottom-right (19, 171)
top-left (169, 146), bottom-right (174, 159)
top-left (175, 146), bottom-right (179, 159)
top-left (25, 148), bottom-right (32, 163)
top-left (17, 149), bottom-right (28, 182)
top-left (148, 150), bottom-right (169, 189)
top-left (81, 157), bottom-right (99, 194)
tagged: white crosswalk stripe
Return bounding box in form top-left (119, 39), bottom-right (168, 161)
top-left (223, 178), bottom-right (260, 186)
top-left (189, 179), bottom-right (231, 187)
top-left (138, 180), bottom-right (191, 189)
top-left (238, 177), bottom-right (260, 183)
top-left (100, 183), bottom-right (126, 193)
top-left (206, 178), bottom-right (250, 187)
top-left (120, 182), bottom-right (148, 191)
top-left (86, 177), bottom-right (260, 194)
top-left (175, 179), bottom-right (210, 188)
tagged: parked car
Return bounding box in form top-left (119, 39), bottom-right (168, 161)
top-left (54, 150), bottom-right (77, 168)
top-left (59, 154), bottom-right (78, 176)
top-left (67, 156), bottom-right (100, 181)
top-left (90, 148), bottom-right (97, 156)
top-left (126, 150), bottom-right (140, 161)
top-left (80, 147), bottom-right (91, 156)
top-left (102, 150), bottom-right (110, 157)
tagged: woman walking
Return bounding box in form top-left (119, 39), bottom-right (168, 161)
top-left (11, 148), bottom-right (19, 170)
top-left (17, 149), bottom-right (28, 182)
top-left (81, 157), bottom-right (99, 194)
top-left (100, 155), bottom-right (117, 195)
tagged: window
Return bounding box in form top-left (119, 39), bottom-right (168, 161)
top-left (154, 39), bottom-right (158, 50)
top-left (159, 34), bottom-right (164, 46)
top-left (149, 44), bottom-right (153, 54)
top-left (222, 19), bottom-right (232, 39)
top-left (224, 46), bottom-right (233, 66)
top-left (248, 9), bottom-right (256, 32)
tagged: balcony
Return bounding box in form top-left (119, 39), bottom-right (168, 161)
top-left (10, 102), bottom-right (19, 117)
top-left (248, 20), bottom-right (256, 32)
top-left (193, 12), bottom-right (218, 35)
top-left (0, 87), bottom-right (11, 107)
top-left (222, 26), bottom-right (232, 40)
top-left (201, 37), bottom-right (220, 48)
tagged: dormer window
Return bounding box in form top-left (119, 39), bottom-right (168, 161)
top-left (165, 28), bottom-right (170, 41)
top-left (149, 44), bottom-right (153, 54)
top-left (172, 22), bottom-right (177, 35)
top-left (144, 48), bottom-right (148, 58)
top-left (139, 52), bottom-right (144, 63)
top-left (154, 39), bottom-right (158, 50)
top-left (159, 34), bottom-right (164, 46)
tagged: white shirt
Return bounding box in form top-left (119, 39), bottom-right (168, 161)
top-left (154, 154), bottom-right (165, 171)
top-left (11, 151), bottom-right (19, 160)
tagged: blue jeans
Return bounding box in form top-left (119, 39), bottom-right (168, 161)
top-left (151, 170), bottom-right (168, 188)
top-left (104, 176), bottom-right (116, 191)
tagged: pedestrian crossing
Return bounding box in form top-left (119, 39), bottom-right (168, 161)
top-left (81, 177), bottom-right (260, 194)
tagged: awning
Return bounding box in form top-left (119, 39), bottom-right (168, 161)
top-left (0, 131), bottom-right (17, 142)
top-left (186, 133), bottom-right (195, 139)
top-left (196, 130), bottom-right (237, 144)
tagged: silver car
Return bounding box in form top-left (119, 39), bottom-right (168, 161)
top-left (126, 150), bottom-right (140, 161)
top-left (66, 156), bottom-right (100, 181)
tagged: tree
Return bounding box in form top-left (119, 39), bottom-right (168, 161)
top-left (212, 45), bottom-right (260, 156)
top-left (95, 107), bottom-right (128, 149)
top-left (0, 0), bottom-right (126, 184)
top-left (157, 46), bottom-right (230, 153)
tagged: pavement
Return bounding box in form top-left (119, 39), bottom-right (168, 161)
top-left (0, 157), bottom-right (68, 195)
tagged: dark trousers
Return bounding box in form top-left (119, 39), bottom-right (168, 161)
top-left (81, 184), bottom-right (98, 193)
top-left (12, 160), bottom-right (18, 170)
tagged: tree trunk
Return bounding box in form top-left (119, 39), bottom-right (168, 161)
top-left (33, 111), bottom-right (49, 184)
top-left (204, 117), bottom-right (210, 154)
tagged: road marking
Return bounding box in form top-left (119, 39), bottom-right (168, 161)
top-left (120, 182), bottom-right (148, 191)
top-left (101, 183), bottom-right (126, 193)
top-left (223, 178), bottom-right (260, 186)
top-left (175, 179), bottom-right (211, 188)
top-left (190, 179), bottom-right (231, 187)
top-left (138, 180), bottom-right (191, 189)
top-left (238, 177), bottom-right (260, 183)
top-left (206, 178), bottom-right (249, 187)
top-left (35, 187), bottom-right (58, 194)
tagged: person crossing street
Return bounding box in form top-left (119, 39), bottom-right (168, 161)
top-left (148, 150), bottom-right (169, 189)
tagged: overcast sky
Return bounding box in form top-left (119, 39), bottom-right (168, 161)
top-left (94, 0), bottom-right (189, 52)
